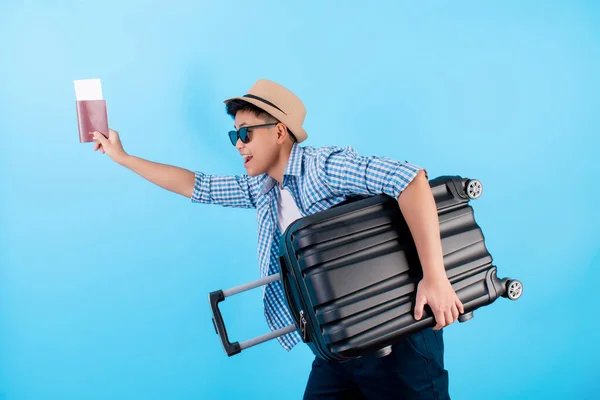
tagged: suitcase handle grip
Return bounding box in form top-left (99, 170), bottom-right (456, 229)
top-left (209, 289), bottom-right (241, 357)
top-left (209, 273), bottom-right (297, 357)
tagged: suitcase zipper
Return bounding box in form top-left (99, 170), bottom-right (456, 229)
top-left (281, 237), bottom-right (326, 356)
top-left (281, 226), bottom-right (344, 361)
top-left (299, 310), bottom-right (308, 341)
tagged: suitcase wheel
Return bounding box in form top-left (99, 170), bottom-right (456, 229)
top-left (506, 280), bottom-right (523, 300)
top-left (466, 179), bottom-right (483, 199)
top-left (458, 311), bottom-right (474, 323)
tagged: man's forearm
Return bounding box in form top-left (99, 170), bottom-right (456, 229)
top-left (119, 155), bottom-right (196, 198)
top-left (398, 170), bottom-right (447, 281)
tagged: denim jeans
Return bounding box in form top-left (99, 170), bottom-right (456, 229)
top-left (303, 328), bottom-right (450, 400)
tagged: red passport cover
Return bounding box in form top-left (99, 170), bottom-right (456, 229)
top-left (76, 100), bottom-right (109, 143)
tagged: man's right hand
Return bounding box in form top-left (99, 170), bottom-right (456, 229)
top-left (91, 129), bottom-right (196, 198)
top-left (92, 129), bottom-right (128, 164)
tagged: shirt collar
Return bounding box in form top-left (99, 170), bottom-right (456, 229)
top-left (260, 142), bottom-right (303, 195)
top-left (284, 142), bottom-right (303, 177)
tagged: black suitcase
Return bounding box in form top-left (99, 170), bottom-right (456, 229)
top-left (209, 175), bottom-right (523, 361)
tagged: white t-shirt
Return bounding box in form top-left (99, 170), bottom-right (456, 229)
top-left (276, 185), bottom-right (303, 233)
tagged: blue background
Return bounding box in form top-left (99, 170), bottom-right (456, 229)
top-left (1, 1), bottom-right (599, 399)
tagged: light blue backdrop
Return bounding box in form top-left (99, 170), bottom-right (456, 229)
top-left (1, 1), bottom-right (598, 399)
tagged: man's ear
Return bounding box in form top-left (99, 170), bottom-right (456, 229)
top-left (276, 123), bottom-right (289, 144)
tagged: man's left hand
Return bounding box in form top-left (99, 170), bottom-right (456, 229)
top-left (414, 275), bottom-right (465, 330)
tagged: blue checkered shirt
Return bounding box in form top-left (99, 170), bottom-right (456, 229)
top-left (191, 143), bottom-right (422, 351)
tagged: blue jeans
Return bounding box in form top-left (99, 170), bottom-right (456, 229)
top-left (303, 328), bottom-right (450, 400)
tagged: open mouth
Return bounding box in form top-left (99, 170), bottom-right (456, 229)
top-left (243, 155), bottom-right (253, 167)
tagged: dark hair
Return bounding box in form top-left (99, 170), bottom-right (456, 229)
top-left (226, 99), bottom-right (277, 122)
top-left (225, 99), bottom-right (297, 142)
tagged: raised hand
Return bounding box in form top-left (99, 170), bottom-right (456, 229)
top-left (92, 129), bottom-right (128, 164)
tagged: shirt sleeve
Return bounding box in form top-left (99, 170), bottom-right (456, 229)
top-left (190, 172), bottom-right (259, 209)
top-left (315, 146), bottom-right (425, 200)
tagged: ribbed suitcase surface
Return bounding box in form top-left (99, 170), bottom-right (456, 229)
top-left (278, 175), bottom-right (522, 361)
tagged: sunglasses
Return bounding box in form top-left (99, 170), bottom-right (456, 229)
top-left (228, 123), bottom-right (278, 146)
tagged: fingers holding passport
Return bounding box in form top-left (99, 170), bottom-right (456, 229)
top-left (91, 131), bottom-right (107, 154)
top-left (91, 129), bottom-right (126, 162)
top-left (93, 141), bottom-right (104, 154)
top-left (91, 132), bottom-right (104, 153)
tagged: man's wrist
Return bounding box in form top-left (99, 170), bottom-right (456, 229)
top-left (115, 153), bottom-right (130, 166)
top-left (422, 265), bottom-right (448, 282)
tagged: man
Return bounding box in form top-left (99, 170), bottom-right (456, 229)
top-left (91, 79), bottom-right (464, 399)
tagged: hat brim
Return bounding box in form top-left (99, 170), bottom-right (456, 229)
top-left (224, 96), bottom-right (308, 143)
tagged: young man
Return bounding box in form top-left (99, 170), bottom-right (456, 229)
top-left (92, 79), bottom-right (463, 399)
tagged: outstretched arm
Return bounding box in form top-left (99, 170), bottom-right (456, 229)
top-left (93, 130), bottom-right (195, 197)
top-left (93, 129), bottom-right (258, 208)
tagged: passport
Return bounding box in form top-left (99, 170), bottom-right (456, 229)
top-left (74, 78), bottom-right (109, 143)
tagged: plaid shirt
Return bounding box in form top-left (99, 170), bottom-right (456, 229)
top-left (191, 143), bottom-right (422, 351)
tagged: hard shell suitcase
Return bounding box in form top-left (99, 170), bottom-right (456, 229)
top-left (209, 175), bottom-right (523, 360)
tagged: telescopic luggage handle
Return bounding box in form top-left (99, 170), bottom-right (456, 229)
top-left (209, 273), bottom-right (297, 356)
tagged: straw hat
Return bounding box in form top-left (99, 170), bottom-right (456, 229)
top-left (224, 79), bottom-right (308, 143)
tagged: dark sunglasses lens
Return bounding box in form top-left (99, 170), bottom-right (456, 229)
top-left (228, 130), bottom-right (238, 146)
top-left (239, 127), bottom-right (249, 143)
